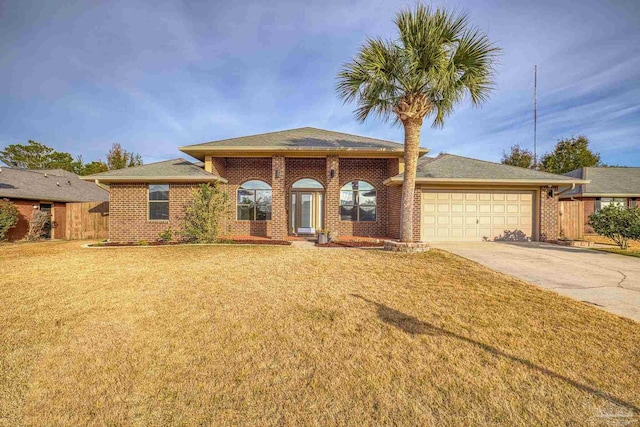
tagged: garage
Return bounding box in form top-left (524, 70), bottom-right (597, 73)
top-left (383, 153), bottom-right (589, 243)
top-left (420, 190), bottom-right (534, 241)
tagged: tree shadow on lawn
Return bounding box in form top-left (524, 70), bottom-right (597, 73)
top-left (350, 294), bottom-right (639, 415)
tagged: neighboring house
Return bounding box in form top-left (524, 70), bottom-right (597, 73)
top-left (0, 167), bottom-right (109, 240)
top-left (562, 167), bottom-right (640, 233)
top-left (82, 127), bottom-right (587, 243)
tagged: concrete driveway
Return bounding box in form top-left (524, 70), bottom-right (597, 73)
top-left (432, 242), bottom-right (640, 322)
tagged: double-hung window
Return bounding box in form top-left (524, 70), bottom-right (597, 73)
top-left (149, 184), bottom-right (169, 220)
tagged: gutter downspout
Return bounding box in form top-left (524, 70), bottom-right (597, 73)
top-left (556, 183), bottom-right (576, 197)
top-left (94, 179), bottom-right (110, 192)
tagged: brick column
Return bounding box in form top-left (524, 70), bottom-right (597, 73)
top-left (271, 156), bottom-right (287, 240)
top-left (325, 156), bottom-right (340, 237)
top-left (539, 186), bottom-right (559, 241)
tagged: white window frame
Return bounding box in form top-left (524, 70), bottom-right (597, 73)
top-left (148, 184), bottom-right (170, 221)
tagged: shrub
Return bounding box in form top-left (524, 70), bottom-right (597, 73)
top-left (158, 227), bottom-right (173, 243)
top-left (181, 183), bottom-right (230, 243)
top-left (588, 205), bottom-right (640, 250)
top-left (27, 210), bottom-right (50, 241)
top-left (0, 199), bottom-right (19, 241)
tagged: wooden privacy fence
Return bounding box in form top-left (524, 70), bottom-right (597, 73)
top-left (65, 201), bottom-right (109, 240)
top-left (558, 200), bottom-right (584, 240)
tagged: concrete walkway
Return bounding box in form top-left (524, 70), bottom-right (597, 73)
top-left (432, 242), bottom-right (640, 322)
top-left (290, 241), bottom-right (319, 250)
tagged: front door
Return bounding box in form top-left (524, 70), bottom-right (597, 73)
top-left (290, 191), bottom-right (324, 234)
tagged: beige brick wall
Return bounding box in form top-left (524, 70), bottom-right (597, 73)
top-left (109, 156), bottom-right (403, 241)
top-left (271, 156), bottom-right (286, 239)
top-left (109, 183), bottom-right (199, 243)
top-left (412, 189), bottom-right (421, 242)
top-left (386, 186), bottom-right (401, 239)
top-left (284, 157), bottom-right (328, 236)
top-left (337, 158), bottom-right (389, 237)
top-left (581, 197), bottom-right (596, 234)
top-left (210, 157), bottom-right (227, 177)
top-left (220, 158), bottom-right (273, 237)
top-left (325, 156), bottom-right (340, 236)
top-left (539, 186), bottom-right (559, 241)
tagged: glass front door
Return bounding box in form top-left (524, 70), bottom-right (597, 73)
top-left (290, 191), bottom-right (324, 234)
top-left (300, 193), bottom-right (313, 230)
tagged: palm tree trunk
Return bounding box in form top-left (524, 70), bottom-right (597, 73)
top-left (399, 118), bottom-right (422, 242)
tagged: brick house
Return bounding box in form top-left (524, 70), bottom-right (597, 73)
top-left (83, 127), bottom-right (587, 243)
top-left (0, 167), bottom-right (109, 241)
top-left (561, 167), bottom-right (640, 234)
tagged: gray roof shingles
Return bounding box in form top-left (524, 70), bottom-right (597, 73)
top-left (83, 158), bottom-right (221, 180)
top-left (395, 154), bottom-right (581, 182)
top-left (0, 168), bottom-right (109, 202)
top-left (180, 127), bottom-right (406, 150)
top-left (562, 167), bottom-right (640, 196)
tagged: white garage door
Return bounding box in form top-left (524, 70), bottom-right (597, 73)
top-left (421, 190), bottom-right (534, 241)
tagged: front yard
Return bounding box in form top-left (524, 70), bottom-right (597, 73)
top-left (584, 234), bottom-right (640, 257)
top-left (1, 242), bottom-right (638, 425)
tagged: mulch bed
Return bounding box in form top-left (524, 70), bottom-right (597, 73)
top-left (316, 240), bottom-right (385, 248)
top-left (228, 239), bottom-right (291, 246)
top-left (88, 240), bottom-right (291, 247)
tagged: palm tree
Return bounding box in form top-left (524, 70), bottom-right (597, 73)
top-left (337, 5), bottom-right (499, 242)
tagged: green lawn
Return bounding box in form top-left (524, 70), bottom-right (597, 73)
top-left (0, 241), bottom-right (638, 426)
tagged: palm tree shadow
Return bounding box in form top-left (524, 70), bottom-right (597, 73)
top-left (350, 294), bottom-right (640, 415)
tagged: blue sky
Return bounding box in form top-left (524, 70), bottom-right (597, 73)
top-left (1, 0), bottom-right (638, 166)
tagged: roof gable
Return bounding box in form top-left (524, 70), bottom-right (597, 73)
top-left (182, 127), bottom-right (404, 150)
top-left (178, 127), bottom-right (426, 160)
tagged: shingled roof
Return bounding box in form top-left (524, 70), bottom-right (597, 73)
top-left (0, 167), bottom-right (109, 202)
top-left (562, 167), bottom-right (640, 197)
top-left (81, 158), bottom-right (226, 184)
top-left (385, 154), bottom-right (590, 185)
top-left (179, 127), bottom-right (427, 160)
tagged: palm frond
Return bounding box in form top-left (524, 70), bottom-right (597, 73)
top-left (337, 3), bottom-right (500, 126)
top-left (336, 37), bottom-right (403, 123)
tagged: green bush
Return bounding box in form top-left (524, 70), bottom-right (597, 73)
top-left (181, 183), bottom-right (229, 243)
top-left (588, 205), bottom-right (640, 249)
top-left (158, 227), bottom-right (173, 243)
top-left (0, 199), bottom-right (19, 241)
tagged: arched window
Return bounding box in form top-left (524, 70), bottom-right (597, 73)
top-left (237, 180), bottom-right (272, 220)
top-left (340, 180), bottom-right (376, 221)
top-left (292, 178), bottom-right (324, 189)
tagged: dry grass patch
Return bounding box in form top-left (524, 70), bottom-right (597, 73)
top-left (1, 241), bottom-right (639, 426)
top-left (592, 247), bottom-right (640, 258)
top-left (584, 235), bottom-right (640, 257)
top-left (584, 234), bottom-right (640, 249)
